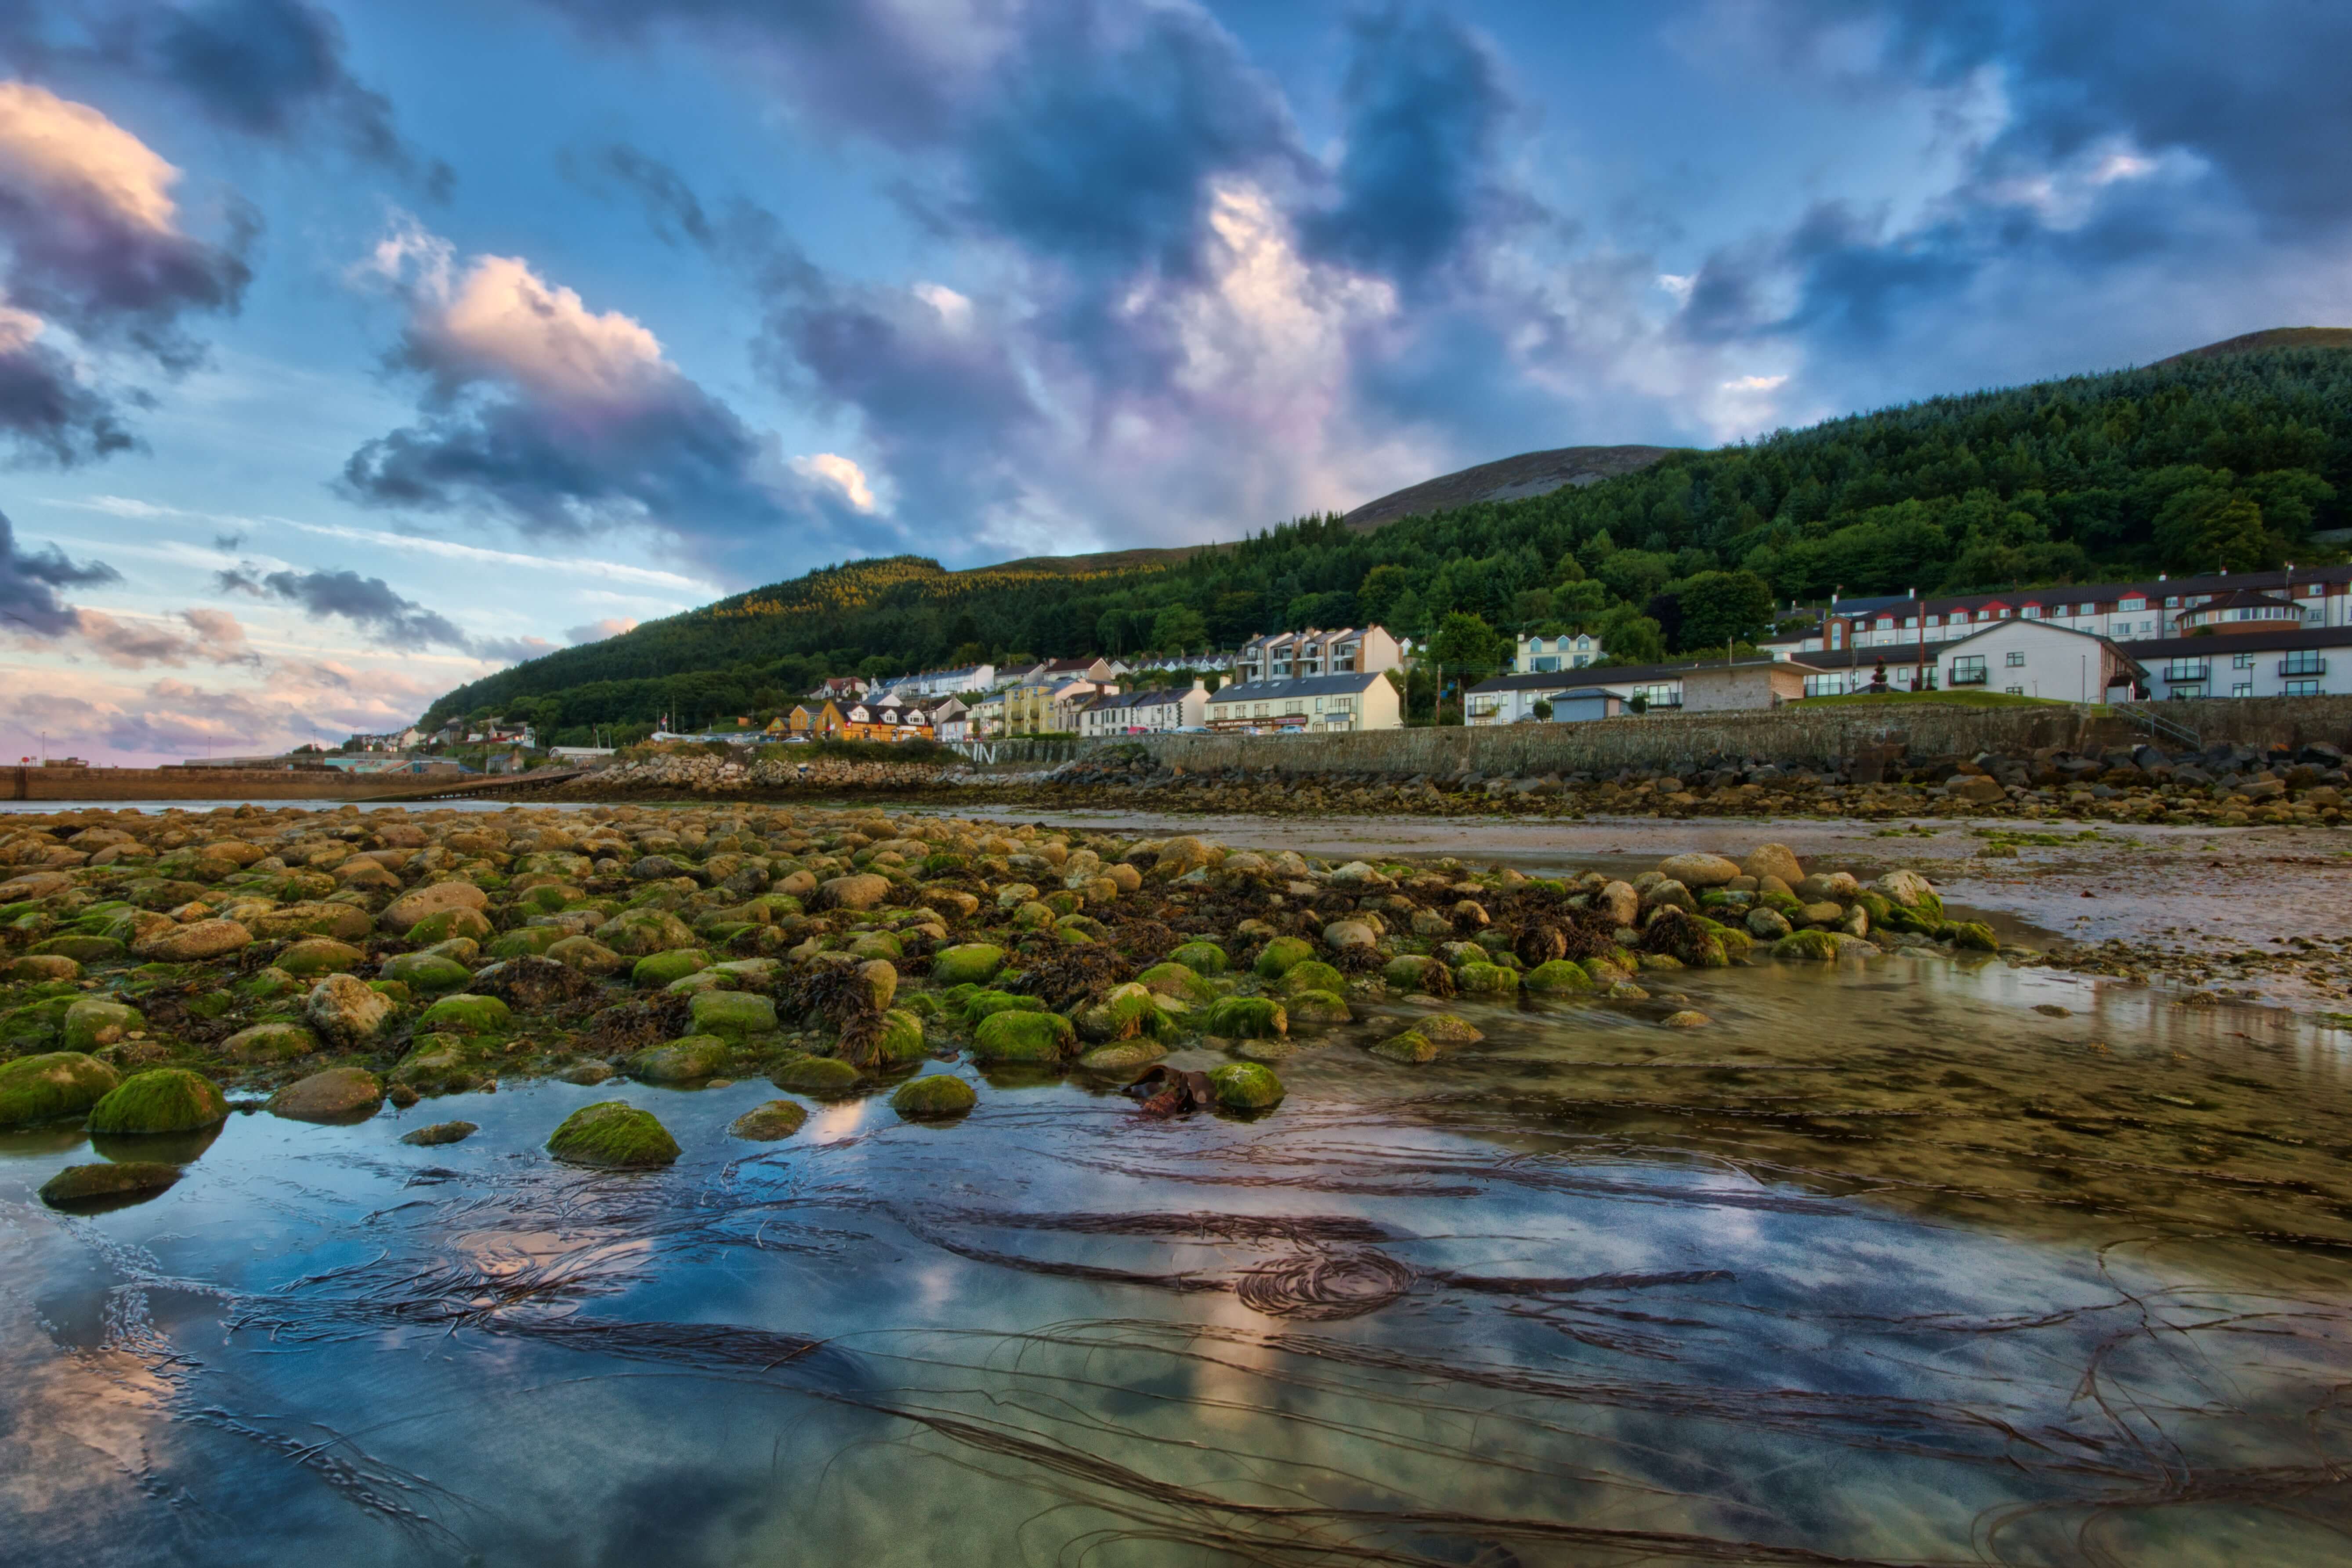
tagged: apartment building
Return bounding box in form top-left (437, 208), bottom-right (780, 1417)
top-left (1078, 680), bottom-right (1210, 736)
top-left (1206, 670), bottom-right (1401, 732)
top-left (1232, 626), bottom-right (1402, 684)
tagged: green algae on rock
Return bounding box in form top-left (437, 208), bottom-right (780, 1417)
top-left (771, 1054), bottom-right (861, 1094)
top-left (87, 1068), bottom-right (228, 1135)
top-left (392, 1034), bottom-right (491, 1096)
top-left (267, 1066), bottom-right (384, 1123)
top-left (891, 1073), bottom-right (977, 1120)
top-left (627, 1034), bottom-right (732, 1083)
top-left (1200, 996), bottom-right (1285, 1040)
top-left (61, 997), bottom-right (142, 1053)
top-left (1207, 1061), bottom-right (1285, 1110)
top-left (399, 1120), bottom-right (478, 1147)
top-left (930, 943), bottom-right (1006, 985)
top-left (1253, 936), bottom-right (1315, 978)
top-left (971, 1008), bottom-right (1076, 1063)
top-left (730, 1099), bottom-right (809, 1140)
top-left (546, 1101), bottom-right (680, 1168)
top-left (690, 989), bottom-right (776, 1039)
top-left (0, 1052), bottom-right (120, 1127)
top-left (416, 993), bottom-right (513, 1035)
top-left (1167, 941), bottom-right (1230, 975)
top-left (633, 949), bottom-right (710, 989)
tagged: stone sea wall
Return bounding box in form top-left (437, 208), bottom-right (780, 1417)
top-left (6, 767), bottom-right (409, 803)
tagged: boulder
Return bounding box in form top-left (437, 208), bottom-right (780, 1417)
top-left (931, 944), bottom-right (1006, 985)
top-left (593, 909), bottom-right (701, 956)
top-left (1078, 1040), bottom-right (1167, 1072)
top-left (1456, 963), bottom-right (1518, 996)
top-left (1280, 960), bottom-right (1347, 996)
top-left (415, 992), bottom-right (511, 1036)
top-left (1285, 989), bottom-right (1352, 1025)
top-left (1322, 919), bottom-right (1378, 952)
top-left (1371, 1031), bottom-right (1439, 1064)
top-left (821, 873), bottom-right (893, 911)
top-left (1254, 937), bottom-right (1316, 978)
top-left (632, 949), bottom-right (710, 989)
top-left (1740, 843), bottom-right (1804, 886)
top-left (1871, 870), bottom-right (1943, 920)
top-left (1657, 853), bottom-right (1741, 888)
top-left (892, 1074), bottom-right (977, 1120)
top-left (546, 1101), bottom-right (679, 1168)
top-left (399, 1120), bottom-right (478, 1147)
top-left (380, 952), bottom-right (474, 995)
top-left (382, 881), bottom-right (489, 935)
top-left (1662, 1010), bottom-right (1711, 1029)
top-left (277, 938), bottom-right (368, 976)
top-left (971, 1009), bottom-right (1075, 1063)
top-left (132, 917), bottom-right (252, 963)
top-left (221, 1021), bottom-right (320, 1064)
top-left (1200, 996), bottom-right (1285, 1039)
top-left (1745, 907), bottom-right (1793, 940)
top-left (0, 1051), bottom-right (120, 1127)
top-left (855, 959), bottom-right (897, 1012)
top-left (268, 1067), bottom-right (384, 1123)
top-left (875, 1008), bottom-right (928, 1065)
top-left (392, 1034), bottom-right (489, 1095)
top-left (1168, 941), bottom-right (1230, 975)
top-left (546, 936), bottom-right (626, 975)
top-left (1944, 775), bottom-right (2007, 805)
top-left (30, 934), bottom-right (119, 963)
top-left (39, 1162), bottom-right (181, 1209)
top-left (62, 998), bottom-right (142, 1053)
top-left (1948, 921), bottom-right (2001, 952)
top-left (626, 1035), bottom-right (732, 1082)
top-left (1207, 1061), bottom-right (1284, 1109)
top-left (249, 902), bottom-right (373, 942)
top-left (1595, 881), bottom-right (1640, 927)
top-left (730, 1100), bottom-right (809, 1140)
top-left (87, 1068), bottom-right (228, 1134)
top-left (771, 1054), bottom-right (861, 1094)
top-left (1523, 960), bottom-right (1595, 994)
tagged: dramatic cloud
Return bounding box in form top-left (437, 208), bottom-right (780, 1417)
top-left (217, 562), bottom-right (470, 648)
top-left (340, 218), bottom-right (854, 570)
top-left (0, 80), bottom-right (252, 462)
top-left (0, 506), bottom-right (119, 634)
top-left (69, 604), bottom-right (258, 667)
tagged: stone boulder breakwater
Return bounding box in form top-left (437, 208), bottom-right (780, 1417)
top-left (0, 802), bottom-right (1984, 1164)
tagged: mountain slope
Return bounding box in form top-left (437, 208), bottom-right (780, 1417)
top-left (1339, 445), bottom-right (1681, 532)
top-left (423, 335), bottom-right (2352, 739)
top-left (2159, 326), bottom-right (2352, 363)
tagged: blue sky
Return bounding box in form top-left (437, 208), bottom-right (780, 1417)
top-left (0, 0), bottom-right (2344, 761)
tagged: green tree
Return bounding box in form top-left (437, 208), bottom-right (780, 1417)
top-left (2155, 486), bottom-right (2279, 572)
top-left (1356, 563), bottom-right (1413, 625)
top-left (1530, 698), bottom-right (1554, 721)
top-left (1675, 570), bottom-right (1776, 651)
top-left (1151, 604), bottom-right (1209, 652)
top-left (1428, 611), bottom-right (1511, 679)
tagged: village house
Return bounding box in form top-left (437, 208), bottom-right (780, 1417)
top-left (1076, 679), bottom-right (1209, 737)
top-left (807, 675), bottom-right (869, 702)
top-left (1513, 632), bottom-right (1603, 673)
top-left (1205, 670), bottom-right (1400, 733)
top-left (1467, 665), bottom-right (1687, 724)
top-left (784, 700), bottom-right (844, 739)
top-left (963, 690), bottom-right (1007, 739)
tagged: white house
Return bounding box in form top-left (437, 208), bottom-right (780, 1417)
top-left (1935, 620), bottom-right (2143, 701)
top-left (1468, 665), bottom-right (1685, 724)
top-left (1091, 679), bottom-right (1210, 733)
top-left (2139, 624), bottom-right (2352, 699)
top-left (1514, 631), bottom-right (1603, 673)
top-left (1207, 670), bottom-right (1401, 733)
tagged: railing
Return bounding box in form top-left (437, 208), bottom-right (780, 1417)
top-left (1947, 665), bottom-right (1987, 686)
top-left (2164, 661), bottom-right (2211, 682)
top-left (2280, 656), bottom-right (2327, 677)
top-left (2114, 702), bottom-right (2200, 749)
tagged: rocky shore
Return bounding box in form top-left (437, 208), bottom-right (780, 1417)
top-left (2, 803), bottom-right (1982, 1186)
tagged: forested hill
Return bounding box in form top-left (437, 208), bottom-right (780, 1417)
top-left (424, 341), bottom-right (2352, 740)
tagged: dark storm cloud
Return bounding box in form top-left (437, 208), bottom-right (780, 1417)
top-left (0, 506), bottom-right (120, 634)
top-left (1300, 7), bottom-right (1517, 289)
top-left (0, 336), bottom-right (141, 464)
top-left (217, 564), bottom-right (469, 647)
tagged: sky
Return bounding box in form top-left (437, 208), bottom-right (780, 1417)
top-left (0, 0), bottom-right (2346, 763)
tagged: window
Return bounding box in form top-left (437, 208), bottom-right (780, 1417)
top-left (2282, 651), bottom-right (2325, 676)
top-left (2006, 650), bottom-right (2026, 667)
top-left (1950, 655), bottom-right (1987, 686)
top-left (2233, 682), bottom-right (2254, 698)
top-left (1533, 656), bottom-right (1559, 672)
top-left (2234, 652), bottom-right (2255, 670)
top-left (2005, 685), bottom-right (2024, 695)
top-left (2285, 679), bottom-right (2322, 697)
top-left (1803, 674), bottom-right (1847, 697)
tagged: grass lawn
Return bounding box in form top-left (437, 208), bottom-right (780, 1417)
top-left (1791, 688), bottom-right (2092, 710)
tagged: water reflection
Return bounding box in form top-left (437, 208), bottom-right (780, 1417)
top-left (2, 957), bottom-right (2348, 1566)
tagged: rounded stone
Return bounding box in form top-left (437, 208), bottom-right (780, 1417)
top-left (221, 1021), bottom-right (320, 1064)
top-left (971, 1009), bottom-right (1075, 1063)
top-left (416, 993), bottom-right (512, 1036)
top-left (1657, 853), bottom-right (1741, 889)
top-left (87, 1068), bottom-right (229, 1135)
top-left (132, 917), bottom-right (253, 963)
top-left (40, 1161), bottom-right (181, 1209)
top-left (820, 873), bottom-right (893, 911)
top-left (277, 938), bottom-right (368, 976)
top-left (626, 1034), bottom-right (731, 1082)
top-left (380, 952), bottom-right (474, 995)
top-left (62, 998), bottom-right (142, 1053)
top-left (399, 1120), bottom-right (478, 1147)
top-left (267, 1067), bottom-right (385, 1123)
top-left (546, 1101), bottom-right (679, 1168)
top-left (1207, 1061), bottom-right (1284, 1109)
top-left (771, 1054), bottom-right (862, 1094)
top-left (1662, 1010), bottom-right (1711, 1029)
top-left (930, 943), bottom-right (1007, 985)
top-left (730, 1100), bottom-right (809, 1140)
top-left (383, 881), bottom-right (489, 935)
top-left (0, 1052), bottom-right (120, 1127)
top-left (307, 973), bottom-right (396, 1046)
top-left (891, 1074), bottom-right (977, 1120)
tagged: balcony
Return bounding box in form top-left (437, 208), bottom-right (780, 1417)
top-left (2280, 655), bottom-right (2327, 677)
top-left (1947, 664), bottom-right (1988, 686)
top-left (2164, 660), bottom-right (2210, 684)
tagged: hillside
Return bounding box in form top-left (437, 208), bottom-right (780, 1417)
top-left (2159, 326), bottom-right (2352, 364)
top-left (1338, 445), bottom-right (1682, 532)
top-left (423, 335), bottom-right (2352, 742)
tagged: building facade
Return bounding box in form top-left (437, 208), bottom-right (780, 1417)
top-left (1679, 660), bottom-right (1813, 712)
top-left (1513, 631), bottom-right (1603, 673)
top-left (1206, 670), bottom-right (1401, 732)
top-left (1232, 626), bottom-right (1402, 684)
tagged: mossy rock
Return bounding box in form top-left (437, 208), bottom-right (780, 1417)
top-left (546, 1101), bottom-right (679, 1169)
top-left (1580, 956), bottom-right (1634, 985)
top-left (627, 1034), bottom-right (732, 1083)
top-left (1200, 996), bottom-right (1285, 1039)
top-left (31, 934), bottom-right (123, 964)
top-left (1078, 1039), bottom-right (1167, 1073)
top-left (1419, 1014), bottom-right (1484, 1045)
top-left (1772, 929), bottom-right (1846, 962)
top-left (40, 1161), bottom-right (181, 1210)
top-left (87, 1069), bottom-right (228, 1135)
top-left (416, 993), bottom-right (513, 1036)
top-left (1949, 921), bottom-right (2000, 953)
top-left (594, 908), bottom-right (702, 956)
top-left (875, 1008), bottom-right (928, 1065)
top-left (1371, 1030), bottom-right (1439, 1064)
top-left (1285, 988), bottom-right (1352, 1025)
top-left (730, 1100), bottom-right (808, 1140)
top-left (400, 1120), bottom-right (478, 1147)
top-left (771, 1054), bottom-right (862, 1095)
top-left (1231, 1039), bottom-right (1295, 1064)
top-left (0, 1052), bottom-right (120, 1127)
top-left (633, 949), bottom-right (710, 989)
top-left (380, 952), bottom-right (475, 995)
top-left (2, 954), bottom-right (79, 983)
top-left (961, 989), bottom-right (1045, 1027)
top-left (971, 1008), bottom-right (1075, 1063)
top-left (405, 907), bottom-right (494, 946)
top-left (1135, 963), bottom-right (1218, 1005)
top-left (1168, 942), bottom-right (1230, 976)
top-left (688, 989), bottom-right (777, 1039)
top-left (391, 1034), bottom-right (488, 1095)
top-left (221, 1021), bottom-right (320, 1064)
top-left (891, 1073), bottom-right (977, 1120)
top-left (930, 943), bottom-right (1006, 985)
top-left (61, 998), bottom-right (143, 1053)
top-left (267, 1067), bottom-right (384, 1123)
top-left (277, 938), bottom-right (368, 976)
top-left (1280, 960), bottom-right (1347, 996)
top-left (1455, 963), bottom-right (1519, 996)
top-left (846, 931), bottom-right (903, 962)
top-left (1208, 1061), bottom-right (1285, 1110)
top-left (1523, 960), bottom-right (1596, 994)
top-left (546, 936), bottom-right (626, 974)
top-left (236, 967), bottom-right (300, 1001)
top-left (488, 927), bottom-right (567, 960)
top-left (1076, 982), bottom-right (1176, 1043)
top-left (1381, 954), bottom-right (1447, 992)
top-left (1253, 936), bottom-right (1316, 978)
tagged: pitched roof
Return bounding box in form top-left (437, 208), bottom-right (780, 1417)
top-left (1208, 671), bottom-right (1390, 702)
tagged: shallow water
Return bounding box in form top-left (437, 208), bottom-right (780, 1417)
top-left (6, 956), bottom-right (2351, 1566)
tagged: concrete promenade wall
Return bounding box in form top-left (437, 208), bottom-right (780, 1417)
top-left (1107, 697), bottom-right (2352, 779)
